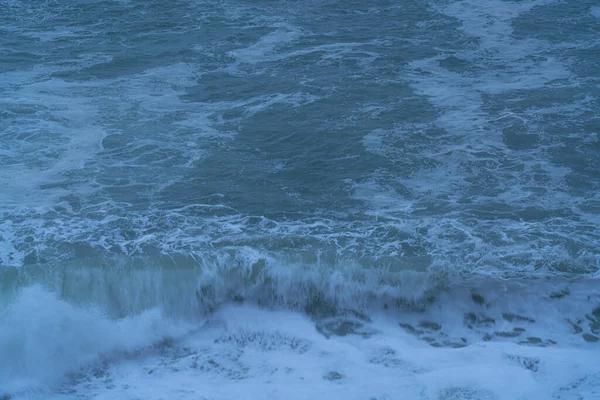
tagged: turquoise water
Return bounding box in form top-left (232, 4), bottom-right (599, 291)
top-left (1, 0), bottom-right (599, 398)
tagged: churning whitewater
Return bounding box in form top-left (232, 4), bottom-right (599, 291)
top-left (1, 0), bottom-right (599, 399)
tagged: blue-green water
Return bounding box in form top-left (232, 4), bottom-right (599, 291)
top-left (1, 0), bottom-right (599, 398)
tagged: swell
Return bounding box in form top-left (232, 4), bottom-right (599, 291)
top-left (2, 250), bottom-right (597, 323)
top-left (0, 254), bottom-right (445, 321)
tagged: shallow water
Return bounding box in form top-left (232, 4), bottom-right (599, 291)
top-left (1, 0), bottom-right (599, 398)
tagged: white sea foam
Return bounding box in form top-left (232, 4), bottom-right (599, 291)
top-left (4, 283), bottom-right (599, 400)
top-left (228, 22), bottom-right (380, 67)
top-left (228, 24), bottom-right (303, 64)
top-left (0, 77), bottom-right (105, 210)
top-left (0, 286), bottom-right (191, 397)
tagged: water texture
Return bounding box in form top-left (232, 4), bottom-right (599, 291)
top-left (0, 0), bottom-right (599, 399)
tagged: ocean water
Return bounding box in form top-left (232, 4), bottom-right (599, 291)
top-left (1, 0), bottom-right (599, 398)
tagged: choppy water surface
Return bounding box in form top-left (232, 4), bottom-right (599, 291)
top-left (1, 0), bottom-right (599, 399)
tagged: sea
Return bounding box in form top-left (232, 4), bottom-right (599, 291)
top-left (1, 0), bottom-right (599, 399)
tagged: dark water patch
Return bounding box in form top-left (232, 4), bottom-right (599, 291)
top-left (399, 323), bottom-right (420, 335)
top-left (494, 329), bottom-right (523, 338)
top-left (525, 337), bottom-right (542, 344)
top-left (399, 321), bottom-right (467, 348)
top-left (586, 310), bottom-right (600, 333)
top-left (317, 317), bottom-right (374, 338)
top-left (567, 319), bottom-right (583, 334)
top-left (418, 321), bottom-right (442, 331)
top-left (582, 334), bottom-right (599, 343)
top-left (323, 371), bottom-right (343, 381)
top-left (518, 337), bottom-right (556, 347)
top-left (550, 288), bottom-right (570, 299)
top-left (464, 312), bottom-right (495, 328)
top-left (471, 293), bottom-right (485, 305)
top-left (502, 125), bottom-right (540, 151)
top-left (429, 340), bottom-right (467, 349)
top-left (507, 354), bottom-right (540, 372)
top-left (502, 313), bottom-right (535, 323)
top-left (368, 347), bottom-right (428, 373)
